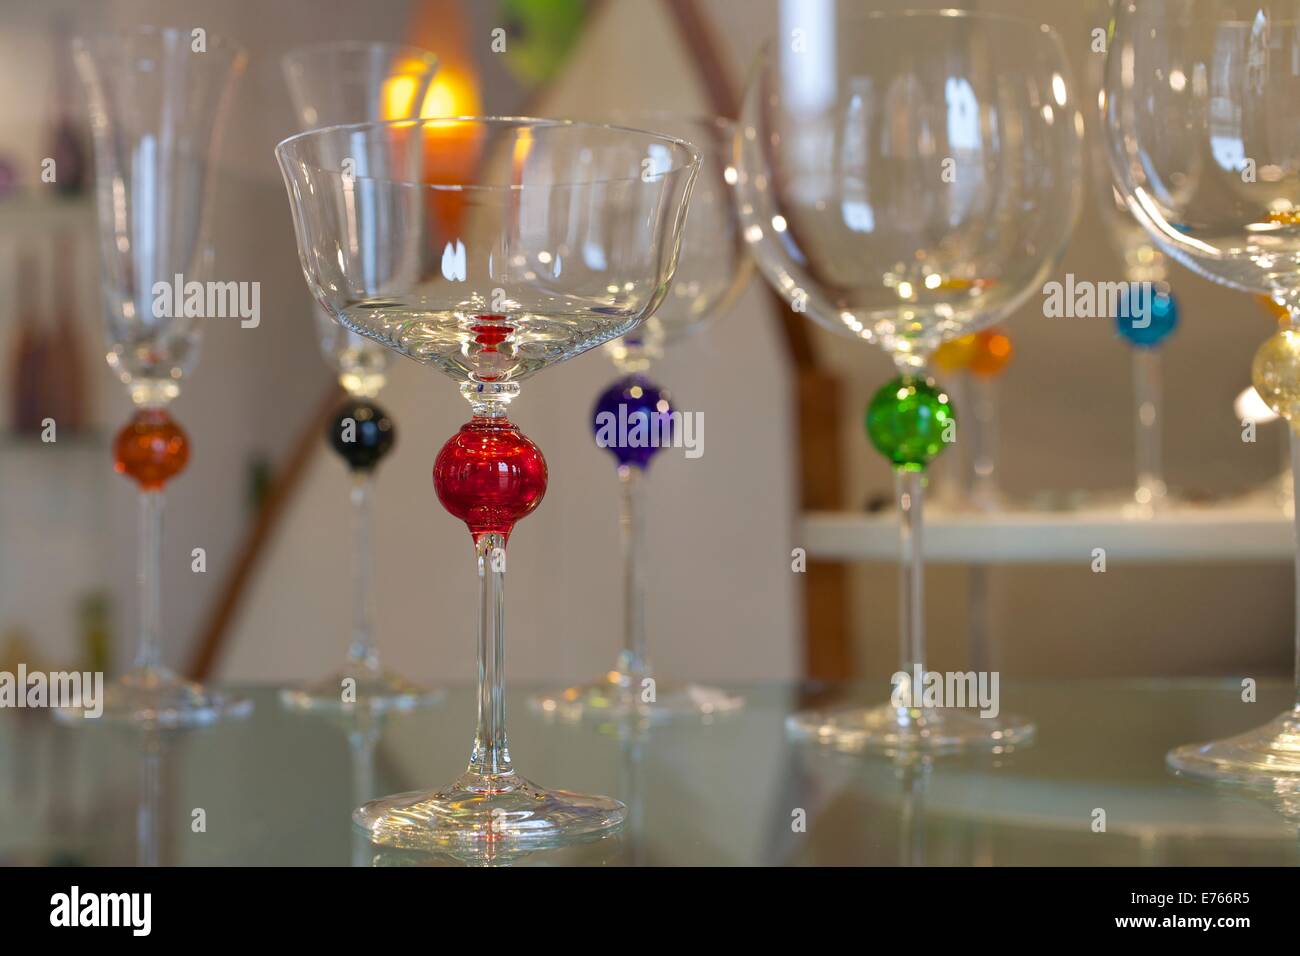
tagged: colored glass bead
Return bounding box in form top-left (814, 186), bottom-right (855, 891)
top-left (329, 399), bottom-right (395, 472)
top-left (968, 328), bottom-right (1014, 377)
top-left (1251, 329), bottom-right (1300, 423)
top-left (932, 334), bottom-right (977, 373)
top-left (591, 374), bottom-right (673, 470)
top-left (866, 376), bottom-right (955, 471)
top-left (1256, 294), bottom-right (1292, 326)
top-left (434, 417), bottom-right (547, 541)
top-left (113, 408), bottom-right (189, 490)
top-left (1116, 286), bottom-right (1178, 347)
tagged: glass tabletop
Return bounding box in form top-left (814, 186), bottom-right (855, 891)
top-left (2, 680), bottom-right (1296, 866)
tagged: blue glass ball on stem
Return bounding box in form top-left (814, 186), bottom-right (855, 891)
top-left (1116, 285), bottom-right (1179, 348)
top-left (591, 374), bottom-right (674, 470)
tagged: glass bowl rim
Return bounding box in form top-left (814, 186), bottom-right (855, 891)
top-left (275, 115), bottom-right (703, 192)
top-left (768, 8), bottom-right (1069, 53)
top-left (72, 24), bottom-right (247, 61)
top-left (280, 39), bottom-right (439, 73)
top-left (576, 110), bottom-right (737, 137)
top-left (1113, 0), bottom-right (1300, 28)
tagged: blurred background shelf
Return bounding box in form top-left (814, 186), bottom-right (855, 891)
top-left (801, 501), bottom-right (1295, 564)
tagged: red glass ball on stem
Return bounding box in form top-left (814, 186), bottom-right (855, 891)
top-left (434, 417), bottom-right (547, 542)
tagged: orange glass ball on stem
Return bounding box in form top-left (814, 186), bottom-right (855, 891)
top-left (932, 334), bottom-right (978, 374)
top-left (1256, 294), bottom-right (1292, 326)
top-left (968, 328), bottom-right (1014, 378)
top-left (113, 408), bottom-right (190, 490)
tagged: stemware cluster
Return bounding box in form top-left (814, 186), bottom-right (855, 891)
top-left (61, 0), bottom-right (1300, 861)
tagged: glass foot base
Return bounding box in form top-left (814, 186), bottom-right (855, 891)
top-left (353, 769), bottom-right (626, 852)
top-left (53, 667), bottom-right (252, 728)
top-left (279, 669), bottom-right (442, 714)
top-left (786, 702), bottom-right (1034, 755)
top-left (1167, 708), bottom-right (1300, 789)
top-left (529, 674), bottom-right (743, 723)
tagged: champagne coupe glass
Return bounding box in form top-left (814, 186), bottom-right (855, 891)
top-left (737, 8), bottom-right (1083, 752)
top-left (1090, 17), bottom-right (1183, 518)
top-left (62, 27), bottom-right (249, 726)
top-left (531, 114), bottom-right (751, 722)
top-left (279, 41), bottom-right (442, 713)
top-left (1106, 0), bottom-right (1300, 787)
top-left (276, 117), bottom-right (699, 847)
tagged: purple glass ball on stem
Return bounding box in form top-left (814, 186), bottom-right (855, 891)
top-left (592, 374), bottom-right (674, 470)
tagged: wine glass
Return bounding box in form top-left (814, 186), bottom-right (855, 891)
top-left (1089, 14), bottom-right (1183, 517)
top-left (278, 41), bottom-right (442, 713)
top-left (736, 8), bottom-right (1083, 752)
top-left (59, 27), bottom-right (249, 726)
top-left (276, 117), bottom-right (699, 848)
top-left (530, 114), bottom-right (751, 723)
top-left (1105, 0), bottom-right (1300, 787)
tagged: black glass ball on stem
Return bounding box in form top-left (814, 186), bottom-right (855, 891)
top-left (328, 398), bottom-right (395, 472)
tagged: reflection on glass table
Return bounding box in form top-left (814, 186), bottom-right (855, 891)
top-left (2, 681), bottom-right (1297, 866)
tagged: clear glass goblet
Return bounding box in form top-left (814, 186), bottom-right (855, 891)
top-left (1105, 0), bottom-right (1300, 788)
top-left (737, 8), bottom-right (1083, 753)
top-left (276, 117), bottom-right (699, 848)
top-left (278, 40), bottom-right (442, 714)
top-left (59, 26), bottom-right (249, 727)
top-left (530, 114), bottom-right (750, 723)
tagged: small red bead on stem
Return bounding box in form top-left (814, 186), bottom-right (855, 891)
top-left (434, 417), bottom-right (547, 542)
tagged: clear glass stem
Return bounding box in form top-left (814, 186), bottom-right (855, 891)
top-left (347, 475), bottom-right (379, 672)
top-left (1291, 429), bottom-right (1300, 710)
top-left (469, 532), bottom-right (512, 778)
top-left (895, 469), bottom-right (926, 685)
top-left (968, 565), bottom-right (991, 673)
top-left (136, 732), bottom-right (162, 867)
top-left (969, 377), bottom-right (999, 510)
top-left (132, 489), bottom-right (164, 672)
top-left (615, 465), bottom-right (649, 683)
top-left (1133, 348), bottom-right (1166, 510)
top-left (967, 377), bottom-right (994, 666)
top-left (349, 730), bottom-right (378, 867)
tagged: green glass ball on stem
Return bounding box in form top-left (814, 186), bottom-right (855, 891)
top-left (865, 376), bottom-right (956, 471)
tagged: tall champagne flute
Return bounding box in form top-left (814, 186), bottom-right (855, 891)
top-left (737, 8), bottom-right (1083, 752)
top-left (278, 41), bottom-right (442, 713)
top-left (59, 27), bottom-right (248, 726)
top-left (1106, 0), bottom-right (1300, 786)
top-left (531, 114), bottom-right (751, 722)
top-left (276, 118), bottom-right (698, 848)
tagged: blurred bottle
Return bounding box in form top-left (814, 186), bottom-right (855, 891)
top-left (46, 20), bottom-right (87, 197)
top-left (0, 627), bottom-right (37, 673)
top-left (10, 251), bottom-right (48, 435)
top-left (45, 232), bottom-right (86, 432)
top-left (79, 592), bottom-right (111, 675)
